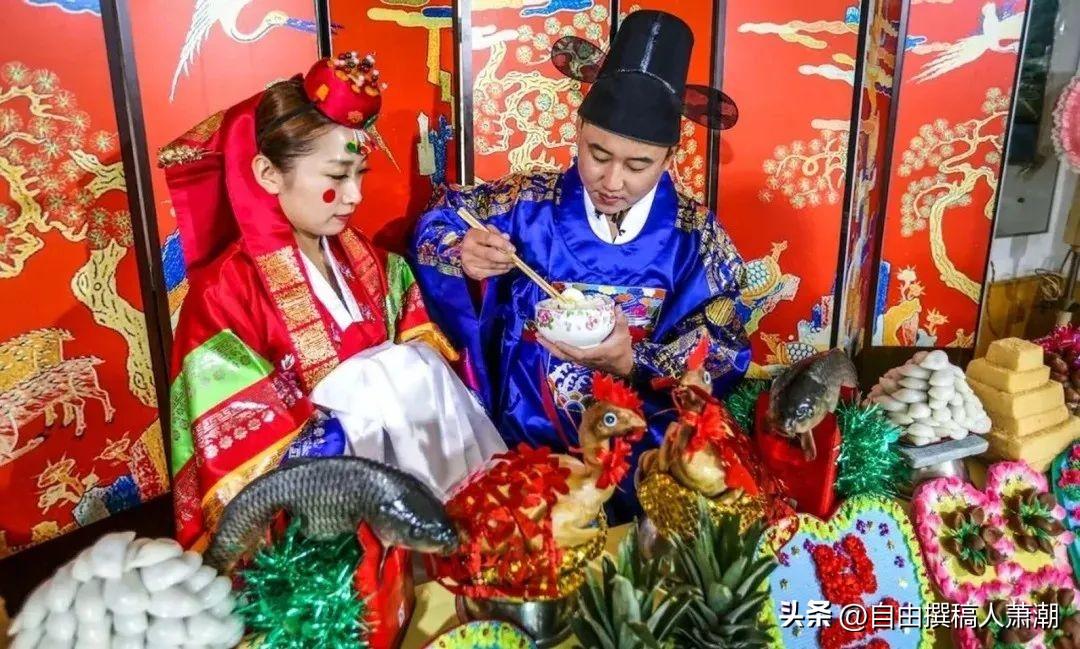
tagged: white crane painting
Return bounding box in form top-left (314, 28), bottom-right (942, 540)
top-left (171, 0), bottom-right (325, 101)
top-left (912, 1), bottom-right (1024, 83)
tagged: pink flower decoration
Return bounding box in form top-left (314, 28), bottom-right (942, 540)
top-left (1053, 75), bottom-right (1080, 174)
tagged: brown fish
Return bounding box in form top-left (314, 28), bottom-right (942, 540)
top-left (767, 348), bottom-right (858, 460)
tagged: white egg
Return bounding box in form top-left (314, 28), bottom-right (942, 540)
top-left (44, 609), bottom-right (77, 640)
top-left (183, 613), bottom-right (224, 645)
top-left (873, 394), bottom-right (907, 412)
top-left (11, 577), bottom-right (50, 633)
top-left (74, 578), bottom-right (106, 623)
top-left (91, 533), bottom-right (135, 580)
top-left (9, 626), bottom-right (43, 649)
top-left (147, 586), bottom-right (203, 619)
top-left (104, 571), bottom-right (150, 613)
top-left (892, 388), bottom-right (928, 404)
top-left (928, 385), bottom-right (954, 401)
top-left (898, 377), bottom-right (929, 391)
top-left (72, 547), bottom-right (97, 582)
top-left (906, 423), bottom-right (935, 439)
top-left (126, 539), bottom-right (182, 571)
top-left (219, 616), bottom-right (245, 647)
top-left (899, 364), bottom-right (932, 379)
top-left (208, 595), bottom-right (236, 619)
top-left (888, 412), bottom-right (915, 426)
top-left (908, 403), bottom-right (933, 420)
top-left (183, 566), bottom-right (217, 595)
top-left (140, 553), bottom-right (200, 594)
top-left (929, 370), bottom-right (953, 387)
top-left (46, 565), bottom-right (79, 613)
top-left (75, 615), bottom-right (112, 644)
top-left (146, 616), bottom-right (187, 646)
top-left (193, 577), bottom-right (231, 609)
top-left (921, 350), bottom-right (949, 370)
top-left (879, 377), bottom-right (900, 393)
top-left (111, 635), bottom-right (145, 649)
top-left (927, 398), bottom-right (948, 411)
top-left (37, 636), bottom-right (75, 649)
top-left (113, 611), bottom-right (148, 636)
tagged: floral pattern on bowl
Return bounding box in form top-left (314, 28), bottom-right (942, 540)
top-left (535, 294), bottom-right (615, 349)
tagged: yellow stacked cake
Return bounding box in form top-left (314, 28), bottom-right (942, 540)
top-left (967, 338), bottom-right (1080, 471)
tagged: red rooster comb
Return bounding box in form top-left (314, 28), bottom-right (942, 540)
top-left (591, 372), bottom-right (644, 413)
top-left (688, 334), bottom-right (711, 371)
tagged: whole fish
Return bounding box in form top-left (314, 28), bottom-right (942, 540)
top-left (205, 456), bottom-right (459, 572)
top-left (767, 348), bottom-right (858, 460)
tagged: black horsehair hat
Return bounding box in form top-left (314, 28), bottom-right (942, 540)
top-left (551, 9), bottom-right (738, 147)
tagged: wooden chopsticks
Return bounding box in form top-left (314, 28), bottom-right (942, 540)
top-left (455, 208), bottom-right (569, 303)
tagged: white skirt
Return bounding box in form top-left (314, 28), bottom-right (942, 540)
top-left (309, 341), bottom-right (506, 498)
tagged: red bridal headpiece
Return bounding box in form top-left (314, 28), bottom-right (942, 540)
top-left (303, 52), bottom-right (383, 130)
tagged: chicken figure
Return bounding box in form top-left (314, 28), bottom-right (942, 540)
top-left (431, 372), bottom-right (646, 598)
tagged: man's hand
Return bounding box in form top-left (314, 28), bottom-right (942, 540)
top-left (538, 307), bottom-right (634, 378)
top-left (461, 225), bottom-right (516, 280)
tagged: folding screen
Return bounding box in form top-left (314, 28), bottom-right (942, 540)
top-left (718, 1), bottom-right (859, 376)
top-left (872, 0), bottom-right (1027, 348)
top-left (0, 0), bottom-right (168, 556)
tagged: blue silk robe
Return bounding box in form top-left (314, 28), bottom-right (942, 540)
top-left (411, 165), bottom-right (750, 521)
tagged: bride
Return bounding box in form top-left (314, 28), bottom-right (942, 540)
top-left (162, 53), bottom-right (504, 550)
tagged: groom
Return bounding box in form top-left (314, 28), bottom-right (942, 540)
top-left (411, 10), bottom-right (750, 520)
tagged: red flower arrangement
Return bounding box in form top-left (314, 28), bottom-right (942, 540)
top-left (429, 444), bottom-right (572, 598)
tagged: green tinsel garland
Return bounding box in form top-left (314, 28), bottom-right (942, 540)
top-left (723, 379), bottom-right (769, 433)
top-left (235, 519), bottom-right (368, 649)
top-left (834, 401), bottom-right (911, 499)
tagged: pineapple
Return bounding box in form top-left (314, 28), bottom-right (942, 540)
top-left (572, 525), bottom-right (693, 649)
top-left (671, 506), bottom-right (776, 648)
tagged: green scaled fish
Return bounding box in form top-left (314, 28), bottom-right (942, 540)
top-left (767, 348), bottom-right (858, 460)
top-left (205, 456), bottom-right (459, 573)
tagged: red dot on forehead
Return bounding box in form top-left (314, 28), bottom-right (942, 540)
top-left (322, 189), bottom-right (336, 203)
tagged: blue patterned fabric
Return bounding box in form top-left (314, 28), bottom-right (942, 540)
top-left (411, 166), bottom-right (750, 522)
top-left (283, 415), bottom-right (348, 462)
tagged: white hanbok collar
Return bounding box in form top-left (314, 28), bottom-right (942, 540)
top-left (582, 182), bottom-right (658, 244)
top-left (301, 237), bottom-right (364, 330)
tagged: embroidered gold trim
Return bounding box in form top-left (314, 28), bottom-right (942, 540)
top-left (399, 322), bottom-right (459, 362)
top-left (339, 229), bottom-right (366, 264)
top-left (292, 321), bottom-right (338, 368)
top-left (257, 248), bottom-right (306, 291)
top-left (188, 111), bottom-right (224, 143)
top-left (256, 248), bottom-right (338, 391)
top-left (158, 144), bottom-right (209, 169)
top-left (275, 284), bottom-right (322, 330)
top-left (200, 428), bottom-right (300, 532)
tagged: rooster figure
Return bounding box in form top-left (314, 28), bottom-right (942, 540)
top-left (637, 337), bottom-right (793, 538)
top-left (430, 372), bottom-right (646, 599)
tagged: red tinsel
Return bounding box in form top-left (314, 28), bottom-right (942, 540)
top-left (429, 443), bottom-right (572, 598)
top-left (595, 437), bottom-right (633, 489)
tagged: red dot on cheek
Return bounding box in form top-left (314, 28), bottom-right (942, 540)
top-left (322, 189), bottom-right (336, 204)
